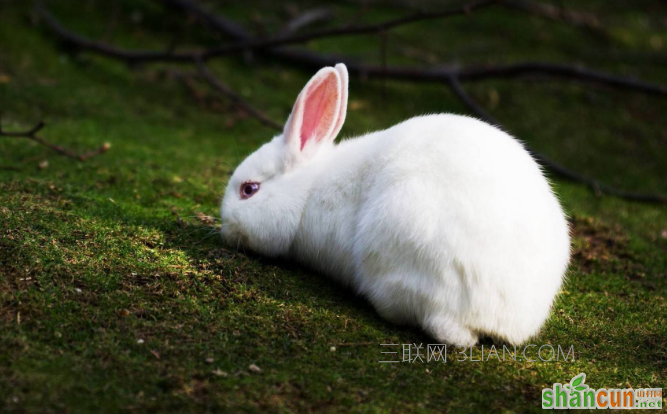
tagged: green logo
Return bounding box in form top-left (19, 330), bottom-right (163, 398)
top-left (542, 373), bottom-right (662, 409)
top-left (564, 373), bottom-right (588, 393)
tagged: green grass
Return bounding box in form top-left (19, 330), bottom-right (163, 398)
top-left (1, 0), bottom-right (666, 412)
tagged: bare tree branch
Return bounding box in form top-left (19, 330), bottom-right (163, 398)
top-left (158, 0), bottom-right (664, 96)
top-left (159, 0), bottom-right (499, 45)
top-left (35, 2), bottom-right (193, 63)
top-left (154, 1), bottom-right (667, 205)
top-left (36, 4), bottom-right (667, 98)
top-left (194, 58), bottom-right (282, 131)
top-left (137, 1), bottom-right (667, 97)
top-left (32, 0), bottom-right (667, 204)
top-left (36, 0), bottom-right (498, 63)
top-left (272, 50), bottom-right (667, 97)
top-left (0, 114), bottom-right (110, 161)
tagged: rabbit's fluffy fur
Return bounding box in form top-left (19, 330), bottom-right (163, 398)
top-left (221, 64), bottom-right (570, 346)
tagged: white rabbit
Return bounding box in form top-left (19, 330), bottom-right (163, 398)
top-left (220, 63), bottom-right (570, 346)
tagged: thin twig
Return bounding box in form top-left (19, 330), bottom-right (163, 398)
top-left (194, 59), bottom-right (282, 131)
top-left (446, 77), bottom-right (667, 204)
top-left (0, 114), bottom-right (110, 161)
top-left (279, 7), bottom-right (334, 36)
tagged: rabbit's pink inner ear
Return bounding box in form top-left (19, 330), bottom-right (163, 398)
top-left (300, 73), bottom-right (340, 150)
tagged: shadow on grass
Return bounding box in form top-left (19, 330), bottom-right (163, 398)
top-left (75, 193), bottom-right (667, 376)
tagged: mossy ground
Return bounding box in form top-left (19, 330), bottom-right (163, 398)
top-left (1, 1), bottom-right (666, 412)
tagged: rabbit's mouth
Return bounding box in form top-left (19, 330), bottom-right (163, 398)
top-left (221, 222), bottom-right (250, 251)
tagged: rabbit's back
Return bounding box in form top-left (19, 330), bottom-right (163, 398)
top-left (350, 114), bottom-right (570, 344)
top-left (293, 114), bottom-right (569, 344)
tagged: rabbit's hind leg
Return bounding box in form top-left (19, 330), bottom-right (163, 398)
top-left (360, 274), bottom-right (477, 348)
top-left (423, 314), bottom-right (478, 347)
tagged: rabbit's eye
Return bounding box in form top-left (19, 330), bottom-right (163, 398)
top-left (240, 182), bottom-right (260, 199)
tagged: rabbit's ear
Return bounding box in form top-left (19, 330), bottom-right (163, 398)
top-left (283, 66), bottom-right (343, 155)
top-left (330, 63), bottom-right (349, 141)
